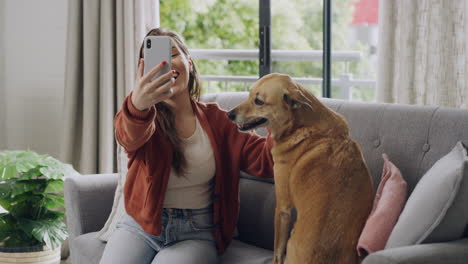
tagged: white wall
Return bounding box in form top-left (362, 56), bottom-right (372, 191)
top-left (2, 0), bottom-right (68, 158)
top-left (0, 1), bottom-right (6, 150)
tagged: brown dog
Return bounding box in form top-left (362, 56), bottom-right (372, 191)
top-left (227, 73), bottom-right (373, 264)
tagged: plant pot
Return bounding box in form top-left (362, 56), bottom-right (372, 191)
top-left (0, 245), bottom-right (61, 264)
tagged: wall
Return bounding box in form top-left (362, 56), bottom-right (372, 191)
top-left (0, 1), bottom-right (6, 150)
top-left (2, 0), bottom-right (68, 158)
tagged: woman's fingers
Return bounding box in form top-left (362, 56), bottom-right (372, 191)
top-left (158, 88), bottom-right (175, 101)
top-left (141, 61), bottom-right (167, 84)
top-left (151, 77), bottom-right (175, 97)
top-left (134, 60), bottom-right (175, 106)
top-left (146, 70), bottom-right (174, 92)
top-left (145, 78), bottom-right (174, 104)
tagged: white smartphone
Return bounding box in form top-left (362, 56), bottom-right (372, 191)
top-left (143, 36), bottom-right (172, 93)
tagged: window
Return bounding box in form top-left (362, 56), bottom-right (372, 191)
top-left (160, 0), bottom-right (259, 92)
top-left (159, 0), bottom-right (377, 101)
top-left (271, 0), bottom-right (323, 96)
top-left (331, 0), bottom-right (378, 101)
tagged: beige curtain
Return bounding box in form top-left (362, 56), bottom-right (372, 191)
top-left (377, 0), bottom-right (468, 108)
top-left (61, 0), bottom-right (159, 174)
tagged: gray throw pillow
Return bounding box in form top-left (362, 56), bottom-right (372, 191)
top-left (386, 141), bottom-right (468, 248)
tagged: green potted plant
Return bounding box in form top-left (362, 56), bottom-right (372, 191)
top-left (0, 150), bottom-right (79, 263)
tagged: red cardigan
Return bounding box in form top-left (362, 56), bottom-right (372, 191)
top-left (114, 93), bottom-right (274, 255)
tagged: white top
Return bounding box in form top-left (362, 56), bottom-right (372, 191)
top-left (163, 117), bottom-right (216, 209)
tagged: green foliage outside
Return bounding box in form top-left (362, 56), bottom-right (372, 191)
top-left (160, 0), bottom-right (375, 101)
top-left (0, 150), bottom-right (79, 250)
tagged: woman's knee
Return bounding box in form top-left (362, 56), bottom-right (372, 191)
top-left (100, 228), bottom-right (156, 264)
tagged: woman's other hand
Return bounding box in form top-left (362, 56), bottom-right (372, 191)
top-left (131, 59), bottom-right (175, 111)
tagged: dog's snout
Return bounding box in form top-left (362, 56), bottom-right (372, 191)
top-left (227, 110), bottom-right (236, 121)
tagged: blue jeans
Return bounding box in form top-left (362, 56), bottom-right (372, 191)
top-left (100, 206), bottom-right (218, 264)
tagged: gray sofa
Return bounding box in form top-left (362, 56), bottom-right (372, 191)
top-left (64, 92), bottom-right (468, 264)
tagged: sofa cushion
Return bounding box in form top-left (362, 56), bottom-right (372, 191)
top-left (357, 154), bottom-right (408, 256)
top-left (237, 173), bottom-right (277, 251)
top-left (386, 142), bottom-right (468, 248)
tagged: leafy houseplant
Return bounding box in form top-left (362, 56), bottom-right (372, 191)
top-left (0, 150), bottom-right (79, 252)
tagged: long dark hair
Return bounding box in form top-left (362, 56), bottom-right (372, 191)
top-left (139, 28), bottom-right (202, 175)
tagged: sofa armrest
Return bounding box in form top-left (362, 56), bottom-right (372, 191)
top-left (362, 238), bottom-right (468, 264)
top-left (64, 173), bottom-right (118, 240)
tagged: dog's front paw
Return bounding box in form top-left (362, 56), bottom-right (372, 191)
top-left (273, 254), bottom-right (285, 264)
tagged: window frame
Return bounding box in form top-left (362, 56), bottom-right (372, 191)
top-left (258, 0), bottom-right (332, 98)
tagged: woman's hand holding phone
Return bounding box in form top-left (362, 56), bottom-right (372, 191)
top-left (131, 59), bottom-right (175, 111)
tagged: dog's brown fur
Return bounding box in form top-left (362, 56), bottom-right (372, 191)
top-left (228, 73), bottom-right (374, 264)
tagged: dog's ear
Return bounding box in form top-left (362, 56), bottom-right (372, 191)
top-left (283, 88), bottom-right (314, 111)
top-left (283, 94), bottom-right (302, 109)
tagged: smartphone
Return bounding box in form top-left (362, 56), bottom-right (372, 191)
top-left (143, 36), bottom-right (172, 93)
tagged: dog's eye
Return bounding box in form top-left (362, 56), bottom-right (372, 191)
top-left (255, 98), bottom-right (265, 106)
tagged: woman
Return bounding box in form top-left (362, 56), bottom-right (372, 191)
top-left (100, 28), bottom-right (274, 264)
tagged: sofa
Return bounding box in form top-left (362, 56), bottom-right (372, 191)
top-left (64, 91), bottom-right (468, 264)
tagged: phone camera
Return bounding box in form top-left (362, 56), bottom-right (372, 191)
top-left (146, 39), bottom-right (151, 49)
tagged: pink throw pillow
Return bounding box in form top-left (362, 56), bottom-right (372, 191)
top-left (357, 153), bottom-right (408, 257)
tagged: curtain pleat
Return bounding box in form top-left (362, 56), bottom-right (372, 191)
top-left (61, 0), bottom-right (159, 174)
top-left (377, 0), bottom-right (468, 108)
